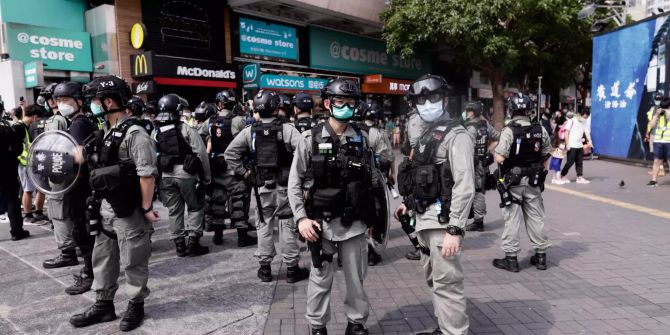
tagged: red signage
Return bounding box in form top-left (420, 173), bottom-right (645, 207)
top-left (361, 77), bottom-right (412, 95)
top-left (364, 74), bottom-right (383, 84)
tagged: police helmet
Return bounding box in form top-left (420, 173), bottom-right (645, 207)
top-left (39, 83), bottom-right (58, 99)
top-left (364, 102), bottom-right (383, 121)
top-left (253, 90), bottom-right (280, 118)
top-left (278, 94), bottom-right (292, 111)
top-left (321, 78), bottom-right (361, 101)
top-left (127, 95), bottom-right (147, 117)
top-left (464, 100), bottom-right (483, 117)
top-left (194, 101), bottom-right (216, 121)
top-left (157, 93), bottom-right (188, 120)
top-left (53, 81), bottom-right (84, 101)
top-left (407, 75), bottom-right (449, 101)
top-left (293, 92), bottom-right (313, 112)
top-left (507, 92), bottom-right (533, 114)
top-left (215, 90), bottom-right (237, 110)
top-left (84, 75), bottom-right (132, 108)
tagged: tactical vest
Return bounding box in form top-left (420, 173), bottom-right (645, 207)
top-left (251, 118), bottom-right (292, 187)
top-left (156, 121), bottom-right (192, 173)
top-left (32, 117), bottom-right (49, 138)
top-left (309, 122), bottom-right (374, 225)
top-left (209, 114), bottom-right (234, 154)
top-left (98, 119), bottom-right (140, 167)
top-left (138, 118), bottom-right (154, 135)
top-left (295, 116), bottom-right (316, 133)
top-left (474, 120), bottom-right (489, 160)
top-left (503, 121), bottom-right (544, 171)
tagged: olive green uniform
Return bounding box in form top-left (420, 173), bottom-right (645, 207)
top-left (413, 123), bottom-right (474, 335)
top-left (159, 123), bottom-right (211, 240)
top-left (464, 119), bottom-right (500, 222)
top-left (224, 118), bottom-right (302, 266)
top-left (288, 123), bottom-right (392, 329)
top-left (92, 115), bottom-right (157, 303)
top-left (494, 116), bottom-right (552, 256)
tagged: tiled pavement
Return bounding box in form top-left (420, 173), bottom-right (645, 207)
top-left (2, 159), bottom-right (670, 334)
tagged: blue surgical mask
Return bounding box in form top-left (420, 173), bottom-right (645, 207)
top-left (90, 102), bottom-right (104, 117)
top-left (417, 100), bottom-right (444, 122)
top-left (331, 105), bottom-right (354, 121)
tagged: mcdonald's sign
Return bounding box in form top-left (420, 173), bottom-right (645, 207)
top-left (130, 52), bottom-right (153, 78)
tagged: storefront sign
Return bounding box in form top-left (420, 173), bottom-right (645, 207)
top-left (130, 53), bottom-right (237, 87)
top-left (259, 74), bottom-right (328, 92)
top-left (24, 61), bottom-right (44, 88)
top-left (243, 63), bottom-right (261, 90)
top-left (130, 52), bottom-right (153, 78)
top-left (133, 80), bottom-right (156, 95)
top-left (361, 77), bottom-right (413, 95)
top-left (239, 17), bottom-right (298, 61)
top-left (310, 27), bottom-right (430, 80)
top-left (130, 23), bottom-right (146, 49)
top-left (5, 22), bottom-right (92, 72)
top-left (364, 74), bottom-right (383, 84)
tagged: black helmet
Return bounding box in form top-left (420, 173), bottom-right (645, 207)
top-left (215, 90), bottom-right (237, 109)
top-left (253, 90), bottom-right (280, 118)
top-left (293, 92), bottom-right (313, 111)
top-left (53, 81), bottom-right (84, 100)
top-left (278, 94), bottom-right (291, 110)
top-left (39, 83), bottom-right (58, 99)
top-left (157, 94), bottom-right (188, 122)
top-left (364, 102), bottom-right (383, 120)
top-left (194, 101), bottom-right (216, 121)
top-left (407, 74), bottom-right (448, 101)
top-left (464, 100), bottom-right (483, 117)
top-left (321, 78), bottom-right (361, 101)
top-left (507, 92), bottom-right (533, 114)
top-left (145, 101), bottom-right (157, 116)
top-left (84, 75), bottom-right (132, 107)
top-left (127, 95), bottom-right (147, 117)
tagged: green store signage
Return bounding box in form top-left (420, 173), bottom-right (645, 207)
top-left (309, 27), bottom-right (431, 80)
top-left (5, 22), bottom-right (93, 72)
top-left (260, 74), bottom-right (328, 91)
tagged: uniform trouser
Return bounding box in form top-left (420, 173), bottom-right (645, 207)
top-left (92, 204), bottom-right (153, 303)
top-left (472, 191), bottom-right (486, 221)
top-left (47, 197), bottom-right (76, 252)
top-left (160, 177), bottom-right (205, 240)
top-left (306, 233), bottom-right (369, 329)
top-left (501, 185), bottom-right (551, 255)
top-left (0, 173), bottom-right (24, 236)
top-left (255, 188), bottom-right (299, 266)
top-left (417, 229), bottom-right (469, 335)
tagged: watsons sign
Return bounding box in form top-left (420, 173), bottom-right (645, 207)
top-left (260, 74), bottom-right (328, 91)
top-left (310, 27), bottom-right (431, 79)
top-left (176, 66), bottom-right (236, 79)
top-left (5, 22), bottom-right (92, 72)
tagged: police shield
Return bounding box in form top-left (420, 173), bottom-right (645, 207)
top-left (368, 169), bottom-right (393, 254)
top-left (27, 130), bottom-right (81, 196)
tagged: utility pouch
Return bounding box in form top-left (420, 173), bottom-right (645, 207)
top-left (160, 156), bottom-right (175, 173)
top-left (414, 165), bottom-right (439, 199)
top-left (312, 188), bottom-right (344, 212)
top-left (183, 154), bottom-right (203, 176)
top-left (397, 159), bottom-right (415, 196)
top-left (507, 167), bottom-right (523, 186)
top-left (90, 164), bottom-right (140, 218)
top-left (278, 167), bottom-right (290, 187)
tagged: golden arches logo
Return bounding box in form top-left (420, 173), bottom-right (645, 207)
top-left (134, 54), bottom-right (148, 76)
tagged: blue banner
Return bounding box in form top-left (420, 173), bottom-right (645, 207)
top-left (591, 18), bottom-right (661, 159)
top-left (260, 74), bottom-right (328, 92)
top-left (239, 17), bottom-right (298, 61)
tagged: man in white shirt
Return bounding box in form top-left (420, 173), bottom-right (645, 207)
top-left (557, 111), bottom-right (593, 184)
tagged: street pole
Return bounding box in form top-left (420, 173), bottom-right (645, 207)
top-left (538, 76), bottom-right (543, 123)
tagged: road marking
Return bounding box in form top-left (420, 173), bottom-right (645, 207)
top-left (545, 184), bottom-right (670, 220)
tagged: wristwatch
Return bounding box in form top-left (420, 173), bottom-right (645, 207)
top-left (142, 205), bottom-right (153, 214)
top-left (445, 225), bottom-right (464, 237)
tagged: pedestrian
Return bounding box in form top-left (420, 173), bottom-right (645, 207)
top-left (395, 75), bottom-right (473, 335)
top-left (156, 94), bottom-right (212, 257)
top-left (492, 93), bottom-right (552, 273)
top-left (70, 75), bottom-right (158, 331)
top-left (290, 78), bottom-right (393, 335)
top-left (647, 97), bottom-right (670, 187)
top-left (549, 116), bottom-right (568, 184)
top-left (556, 110), bottom-right (592, 184)
top-left (11, 104), bottom-right (43, 224)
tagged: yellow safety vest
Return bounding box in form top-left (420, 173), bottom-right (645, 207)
top-left (18, 123), bottom-right (30, 166)
top-left (648, 109), bottom-right (670, 142)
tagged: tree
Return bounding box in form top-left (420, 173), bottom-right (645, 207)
top-left (381, 0), bottom-right (595, 129)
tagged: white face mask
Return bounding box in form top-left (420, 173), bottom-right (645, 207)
top-left (416, 100), bottom-right (444, 122)
top-left (655, 100), bottom-right (661, 106)
top-left (57, 102), bottom-right (77, 117)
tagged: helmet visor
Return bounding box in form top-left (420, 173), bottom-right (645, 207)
top-left (410, 77), bottom-right (445, 96)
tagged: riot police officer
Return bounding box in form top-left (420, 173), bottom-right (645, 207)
top-left (127, 95), bottom-right (154, 135)
top-left (462, 101), bottom-right (500, 232)
top-left (193, 101), bottom-right (216, 144)
top-left (293, 92), bottom-right (317, 133)
top-left (204, 90), bottom-right (256, 246)
top-left (156, 94), bottom-right (212, 257)
top-left (395, 74), bottom-right (473, 335)
top-left (70, 75), bottom-right (158, 331)
top-left (492, 93), bottom-right (552, 272)
top-left (225, 89), bottom-right (309, 283)
top-left (289, 78), bottom-right (393, 335)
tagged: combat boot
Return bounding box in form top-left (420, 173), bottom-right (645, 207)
top-left (237, 228), bottom-right (257, 247)
top-left (43, 250), bottom-right (78, 269)
top-left (186, 236), bottom-right (210, 257)
top-left (65, 271), bottom-right (93, 295)
top-left (311, 327), bottom-right (328, 335)
top-left (345, 322), bottom-right (369, 335)
top-left (119, 301), bottom-right (144, 332)
top-left (405, 248), bottom-right (421, 260)
top-left (174, 237), bottom-right (187, 257)
top-left (70, 300), bottom-right (116, 328)
top-left (465, 219), bottom-right (484, 232)
top-left (493, 256), bottom-right (520, 273)
top-left (530, 253), bottom-right (547, 270)
top-left (286, 265), bottom-right (309, 283)
top-left (417, 328), bottom-right (442, 335)
top-left (368, 247), bottom-right (382, 266)
top-left (257, 263), bottom-right (272, 282)
top-left (212, 227), bottom-right (224, 246)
